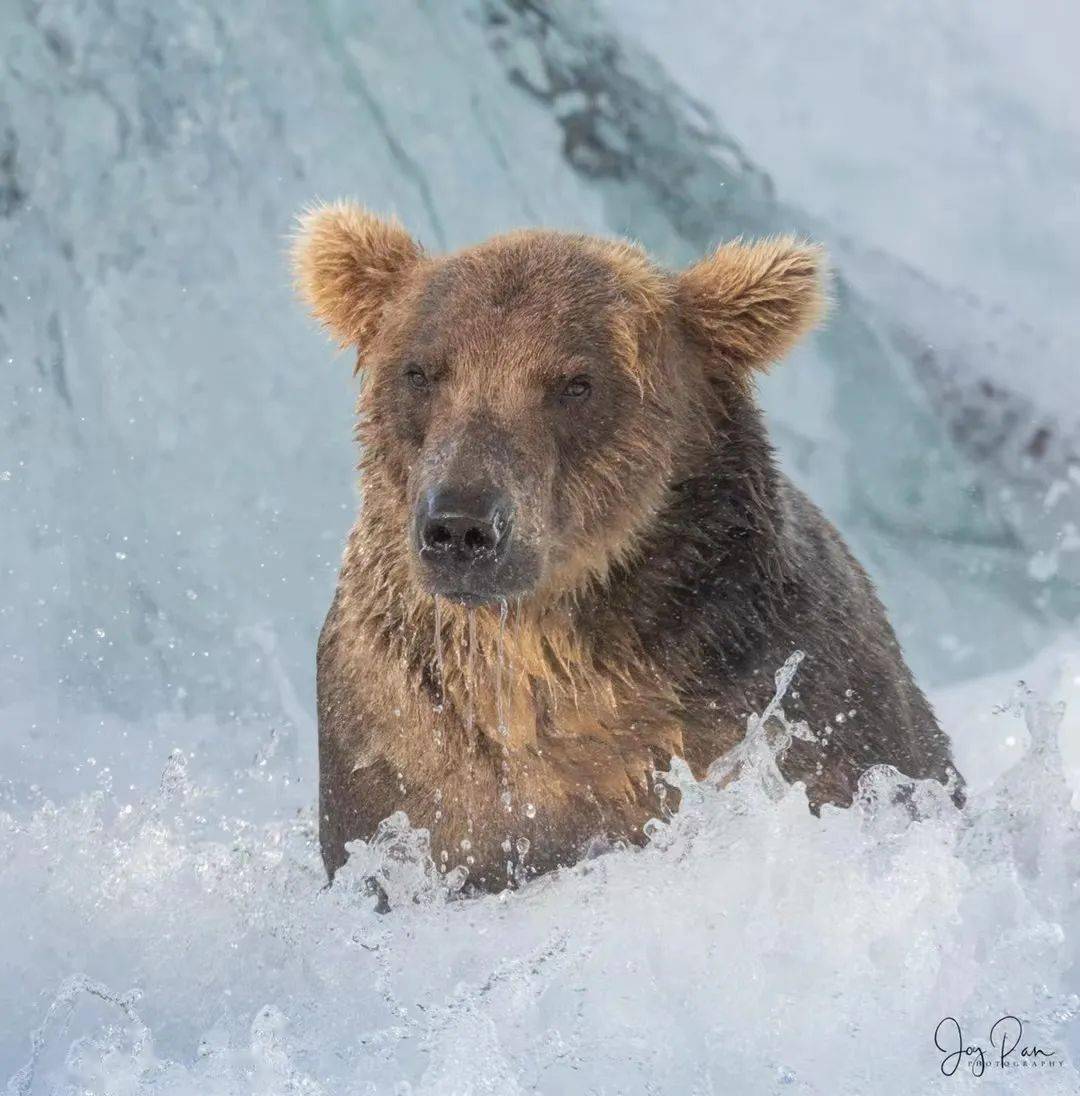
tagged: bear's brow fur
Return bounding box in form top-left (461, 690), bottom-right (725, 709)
top-left (381, 227), bottom-right (672, 394)
top-left (293, 204), bottom-right (961, 893)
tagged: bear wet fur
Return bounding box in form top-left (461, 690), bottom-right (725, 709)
top-left (293, 203), bottom-right (963, 892)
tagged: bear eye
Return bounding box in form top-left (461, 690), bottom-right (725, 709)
top-left (404, 365), bottom-right (430, 391)
top-left (561, 375), bottom-right (592, 403)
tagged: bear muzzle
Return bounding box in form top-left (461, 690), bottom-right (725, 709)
top-left (414, 485), bottom-right (536, 605)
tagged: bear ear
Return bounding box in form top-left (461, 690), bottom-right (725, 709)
top-left (291, 202), bottom-right (423, 349)
top-left (675, 237), bottom-right (827, 380)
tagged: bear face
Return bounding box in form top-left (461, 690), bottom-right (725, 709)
top-left (293, 203), bottom-right (825, 609)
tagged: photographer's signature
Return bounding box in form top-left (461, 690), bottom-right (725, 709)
top-left (934, 1015), bottom-right (1059, 1077)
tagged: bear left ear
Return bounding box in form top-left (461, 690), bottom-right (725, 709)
top-left (675, 237), bottom-right (827, 379)
top-left (291, 202), bottom-right (423, 349)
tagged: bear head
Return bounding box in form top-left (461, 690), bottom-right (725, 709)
top-left (292, 203), bottom-right (825, 608)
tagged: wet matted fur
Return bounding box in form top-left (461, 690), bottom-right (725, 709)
top-left (293, 203), bottom-right (963, 891)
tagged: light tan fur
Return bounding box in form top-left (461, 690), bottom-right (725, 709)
top-left (676, 237), bottom-right (827, 383)
top-left (292, 202), bottom-right (425, 350)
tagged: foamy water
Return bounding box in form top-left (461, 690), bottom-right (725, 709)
top-left (3, 647), bottom-right (1078, 1094)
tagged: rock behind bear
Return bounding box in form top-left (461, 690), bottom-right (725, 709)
top-left (292, 204), bottom-right (963, 891)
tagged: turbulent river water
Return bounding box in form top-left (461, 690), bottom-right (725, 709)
top-left (3, 645), bottom-right (1080, 1093)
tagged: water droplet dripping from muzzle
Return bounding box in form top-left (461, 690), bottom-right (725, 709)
top-left (496, 597), bottom-right (508, 736)
top-left (433, 595), bottom-right (444, 715)
top-left (466, 608), bottom-right (476, 735)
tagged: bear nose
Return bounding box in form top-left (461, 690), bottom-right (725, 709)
top-left (417, 487), bottom-right (511, 564)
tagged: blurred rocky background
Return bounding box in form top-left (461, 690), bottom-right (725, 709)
top-left (3, 0), bottom-right (1077, 732)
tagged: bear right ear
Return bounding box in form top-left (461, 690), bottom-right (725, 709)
top-left (291, 202), bottom-right (423, 349)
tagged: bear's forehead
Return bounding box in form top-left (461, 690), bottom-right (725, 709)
top-left (444, 233), bottom-right (624, 305)
top-left (402, 233), bottom-right (643, 370)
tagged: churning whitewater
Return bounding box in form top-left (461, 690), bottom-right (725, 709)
top-left (3, 646), bottom-right (1079, 1093)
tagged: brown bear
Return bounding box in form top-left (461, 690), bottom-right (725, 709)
top-left (292, 202), bottom-right (962, 892)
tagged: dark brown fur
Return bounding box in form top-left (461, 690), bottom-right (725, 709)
top-left (293, 204), bottom-right (962, 892)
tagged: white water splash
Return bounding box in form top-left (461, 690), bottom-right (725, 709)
top-left (3, 647), bottom-right (1078, 1094)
